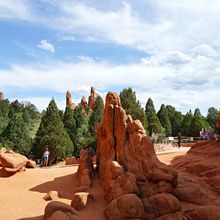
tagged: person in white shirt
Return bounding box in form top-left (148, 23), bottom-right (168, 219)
top-left (43, 148), bottom-right (50, 167)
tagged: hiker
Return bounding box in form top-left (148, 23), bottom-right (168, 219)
top-left (42, 148), bottom-right (50, 167)
top-left (177, 132), bottom-right (181, 148)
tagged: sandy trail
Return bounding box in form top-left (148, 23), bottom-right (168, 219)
top-left (0, 151), bottom-right (186, 220)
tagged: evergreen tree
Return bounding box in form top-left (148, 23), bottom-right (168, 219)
top-left (73, 104), bottom-right (89, 156)
top-left (0, 113), bottom-right (31, 154)
top-left (172, 111), bottom-right (183, 136)
top-left (88, 96), bottom-right (104, 149)
top-left (166, 105), bottom-right (183, 136)
top-left (63, 106), bottom-right (76, 145)
top-left (34, 99), bottom-right (73, 164)
top-left (157, 104), bottom-right (172, 136)
top-left (216, 111), bottom-right (220, 134)
top-left (190, 108), bottom-right (209, 137)
top-left (0, 99), bottom-right (10, 118)
top-left (206, 107), bottom-right (219, 128)
top-left (8, 100), bottom-right (23, 118)
top-left (145, 98), bottom-right (163, 135)
top-left (120, 88), bottom-right (148, 130)
top-left (181, 110), bottom-right (193, 136)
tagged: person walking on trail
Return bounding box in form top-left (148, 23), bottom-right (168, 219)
top-left (43, 148), bottom-right (50, 167)
top-left (177, 132), bottom-right (181, 148)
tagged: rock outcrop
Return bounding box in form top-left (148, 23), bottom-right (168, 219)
top-left (0, 150), bottom-right (28, 173)
top-left (96, 92), bottom-right (180, 220)
top-left (44, 201), bottom-right (80, 220)
top-left (0, 91), bottom-right (4, 100)
top-left (80, 96), bottom-right (88, 111)
top-left (172, 141), bottom-right (220, 195)
top-left (71, 192), bottom-right (94, 210)
top-left (66, 90), bottom-right (76, 110)
top-left (76, 148), bottom-right (94, 188)
top-left (26, 160), bottom-right (36, 168)
top-left (88, 87), bottom-right (98, 110)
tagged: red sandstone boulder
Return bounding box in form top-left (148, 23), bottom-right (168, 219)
top-left (71, 192), bottom-right (94, 210)
top-left (104, 194), bottom-right (144, 220)
top-left (44, 201), bottom-right (79, 220)
top-left (143, 193), bottom-right (181, 219)
top-left (0, 151), bottom-right (28, 173)
top-left (88, 87), bottom-right (98, 110)
top-left (43, 191), bottom-right (59, 201)
top-left (185, 206), bottom-right (220, 220)
top-left (65, 157), bottom-right (77, 165)
top-left (26, 160), bottom-right (36, 168)
top-left (76, 148), bottom-right (94, 188)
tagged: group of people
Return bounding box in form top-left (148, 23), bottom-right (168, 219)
top-left (199, 128), bottom-right (215, 140)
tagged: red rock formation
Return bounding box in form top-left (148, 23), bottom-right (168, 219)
top-left (80, 96), bottom-right (88, 111)
top-left (76, 148), bottom-right (94, 188)
top-left (96, 92), bottom-right (180, 220)
top-left (0, 150), bottom-right (28, 173)
top-left (71, 192), bottom-right (94, 210)
top-left (0, 91), bottom-right (4, 100)
top-left (66, 90), bottom-right (76, 110)
top-left (88, 87), bottom-right (98, 110)
top-left (172, 141), bottom-right (220, 196)
top-left (44, 201), bottom-right (80, 220)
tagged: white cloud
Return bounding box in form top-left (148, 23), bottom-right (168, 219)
top-left (37, 40), bottom-right (55, 53)
top-left (0, 0), bottom-right (32, 20)
top-left (1, 52), bottom-right (220, 114)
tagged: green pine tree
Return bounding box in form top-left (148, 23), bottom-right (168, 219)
top-left (88, 96), bottom-right (104, 149)
top-left (72, 104), bottom-right (89, 156)
top-left (157, 104), bottom-right (172, 136)
top-left (63, 106), bottom-right (76, 145)
top-left (34, 99), bottom-right (73, 164)
top-left (181, 110), bottom-right (193, 136)
top-left (145, 98), bottom-right (163, 135)
top-left (190, 108), bottom-right (209, 137)
top-left (172, 111), bottom-right (183, 136)
top-left (120, 88), bottom-right (148, 130)
top-left (0, 113), bottom-right (31, 155)
top-left (206, 107), bottom-right (219, 128)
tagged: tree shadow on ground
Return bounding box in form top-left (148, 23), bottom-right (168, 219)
top-left (17, 216), bottom-right (43, 220)
top-left (0, 168), bottom-right (15, 178)
top-left (30, 172), bottom-right (77, 200)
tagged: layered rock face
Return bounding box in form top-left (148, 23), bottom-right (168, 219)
top-left (96, 92), bottom-right (180, 220)
top-left (66, 90), bottom-right (76, 110)
top-left (172, 140), bottom-right (220, 196)
top-left (0, 91), bottom-right (4, 100)
top-left (88, 87), bottom-right (98, 110)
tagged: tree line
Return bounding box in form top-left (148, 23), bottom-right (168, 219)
top-left (0, 88), bottom-right (219, 164)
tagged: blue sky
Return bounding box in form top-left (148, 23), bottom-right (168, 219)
top-left (0, 0), bottom-right (220, 114)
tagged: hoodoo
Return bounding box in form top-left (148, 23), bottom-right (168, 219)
top-left (66, 90), bottom-right (76, 110)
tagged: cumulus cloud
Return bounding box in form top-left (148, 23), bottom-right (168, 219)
top-left (37, 40), bottom-right (55, 53)
top-left (0, 0), bottom-right (32, 20)
top-left (1, 52), bottom-right (220, 113)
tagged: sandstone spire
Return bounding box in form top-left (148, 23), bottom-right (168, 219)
top-left (80, 96), bottom-right (88, 111)
top-left (0, 91), bottom-right (4, 100)
top-left (88, 87), bottom-right (98, 110)
top-left (66, 90), bottom-right (76, 110)
top-left (96, 92), bottom-right (181, 219)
